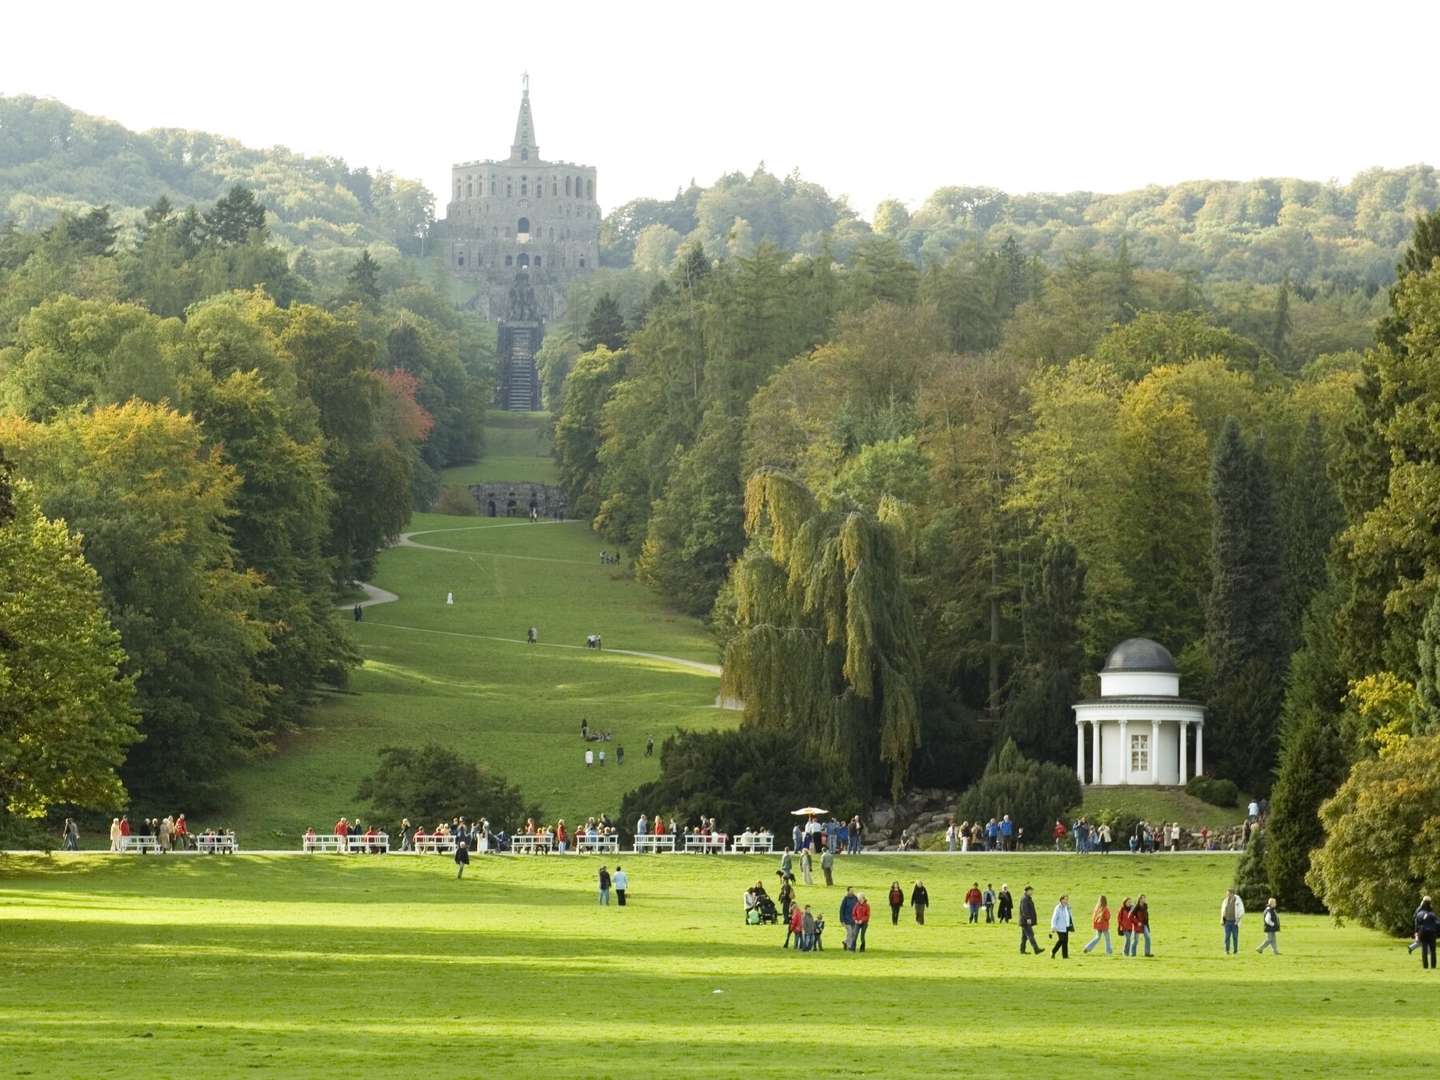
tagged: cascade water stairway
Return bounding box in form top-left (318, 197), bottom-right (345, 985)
top-left (506, 327), bottom-right (538, 410)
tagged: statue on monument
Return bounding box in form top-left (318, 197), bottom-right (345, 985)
top-left (508, 271), bottom-right (540, 322)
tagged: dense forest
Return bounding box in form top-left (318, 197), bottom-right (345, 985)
top-left (4, 98), bottom-right (1439, 929)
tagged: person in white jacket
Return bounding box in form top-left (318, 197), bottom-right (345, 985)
top-left (1050, 894), bottom-right (1074, 959)
top-left (1221, 888), bottom-right (1245, 954)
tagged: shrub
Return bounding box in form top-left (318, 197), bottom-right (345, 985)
top-left (433, 485), bottom-right (478, 516)
top-left (954, 738), bottom-right (1082, 838)
top-left (1306, 735), bottom-right (1440, 933)
top-left (357, 744), bottom-right (533, 830)
top-left (1185, 776), bottom-right (1239, 807)
top-left (616, 728), bottom-right (859, 840)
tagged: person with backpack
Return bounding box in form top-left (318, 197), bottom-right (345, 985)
top-left (1256, 897), bottom-right (1281, 955)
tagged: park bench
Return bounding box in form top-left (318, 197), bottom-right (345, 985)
top-left (575, 835), bottom-right (620, 854)
top-left (731, 833), bottom-right (775, 854)
top-left (510, 834), bottom-right (555, 855)
top-left (684, 833), bottom-right (729, 854)
top-left (413, 835), bottom-right (458, 855)
top-left (632, 834), bottom-right (677, 854)
top-left (346, 833), bottom-right (390, 854)
top-left (118, 836), bottom-right (162, 854)
top-left (302, 833), bottom-right (344, 853)
top-left (194, 834), bottom-right (238, 854)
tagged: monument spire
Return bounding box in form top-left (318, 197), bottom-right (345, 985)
top-left (511, 73), bottom-right (538, 161)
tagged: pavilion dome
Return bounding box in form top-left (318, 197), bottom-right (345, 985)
top-left (1101, 638), bottom-right (1177, 674)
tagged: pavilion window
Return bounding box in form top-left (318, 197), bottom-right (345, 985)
top-left (1129, 733), bottom-right (1149, 773)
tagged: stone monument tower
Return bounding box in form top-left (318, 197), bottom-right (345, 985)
top-left (443, 75), bottom-right (600, 323)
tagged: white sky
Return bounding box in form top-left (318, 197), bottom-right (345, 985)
top-left (3, 0), bottom-right (1437, 218)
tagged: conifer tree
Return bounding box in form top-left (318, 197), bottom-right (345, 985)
top-left (581, 293), bottom-right (626, 352)
top-left (1270, 272), bottom-right (1292, 369)
top-left (1233, 829), bottom-right (1270, 909)
top-left (344, 249), bottom-right (382, 309)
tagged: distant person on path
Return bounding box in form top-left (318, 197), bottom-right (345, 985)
top-left (888, 881), bottom-right (904, 925)
top-left (1019, 886), bottom-right (1041, 954)
top-left (454, 836), bottom-right (470, 879)
top-left (1098, 822), bottom-right (1111, 854)
top-left (353, 603), bottom-right (363, 622)
top-left (1053, 819), bottom-right (1067, 851)
top-left (853, 894), bottom-right (871, 952)
top-left (1256, 897), bottom-right (1281, 955)
top-left (1415, 896), bottom-right (1439, 970)
top-left (997, 884), bottom-right (1014, 924)
top-left (946, 821), bottom-right (957, 852)
top-left (849, 816), bottom-right (864, 854)
top-left (598, 865), bottom-right (612, 905)
top-left (1222, 888), bottom-right (1245, 954)
top-left (446, 592), bottom-right (453, 606)
top-left (966, 882), bottom-right (982, 923)
top-left (527, 626), bottom-right (538, 645)
top-left (1083, 895), bottom-right (1112, 955)
top-left (821, 847), bottom-right (835, 886)
top-left (1133, 894), bottom-right (1152, 956)
top-left (109, 818), bottom-right (121, 852)
top-left (614, 865), bottom-right (629, 905)
top-left (840, 888), bottom-right (859, 950)
top-left (616, 745), bottom-right (624, 766)
top-left (1050, 894), bottom-right (1074, 958)
top-left (62, 818), bottom-right (79, 851)
top-left (645, 736), bottom-right (654, 757)
top-left (911, 881), bottom-right (930, 925)
top-left (983, 883), bottom-right (996, 923)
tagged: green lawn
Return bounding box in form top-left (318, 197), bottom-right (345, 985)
top-left (0, 853), bottom-right (1428, 1079)
top-left (1077, 786), bottom-right (1248, 831)
top-left (441, 410), bottom-right (556, 484)
top-left (222, 512), bottom-right (722, 846)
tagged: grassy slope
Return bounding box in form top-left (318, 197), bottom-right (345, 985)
top-left (221, 413), bottom-right (723, 846)
top-left (439, 411), bottom-right (557, 485)
top-left (1077, 786), bottom-right (1247, 831)
top-left (1, 853), bottom-right (1428, 1079)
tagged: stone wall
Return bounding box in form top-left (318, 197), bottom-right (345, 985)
top-left (465, 482), bottom-right (567, 519)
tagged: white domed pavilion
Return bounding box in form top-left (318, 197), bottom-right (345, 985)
top-left (1072, 638), bottom-right (1206, 785)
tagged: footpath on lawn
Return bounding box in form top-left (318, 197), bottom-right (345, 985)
top-left (1, 853), bottom-right (1430, 1080)
top-left (222, 411), bottom-right (728, 848)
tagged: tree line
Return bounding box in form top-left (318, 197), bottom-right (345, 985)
top-left (0, 187), bottom-right (493, 818)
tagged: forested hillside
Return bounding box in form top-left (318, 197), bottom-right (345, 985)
top-left (0, 96), bottom-right (432, 271)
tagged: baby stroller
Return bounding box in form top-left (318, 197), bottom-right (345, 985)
top-left (753, 894), bottom-right (779, 925)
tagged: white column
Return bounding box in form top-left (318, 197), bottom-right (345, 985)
top-left (1076, 723), bottom-right (1085, 784)
top-left (1180, 720), bottom-right (1189, 783)
top-left (1196, 724), bottom-right (1204, 777)
top-left (1151, 719), bottom-right (1161, 784)
top-left (1091, 720), bottom-right (1101, 786)
top-left (1118, 719), bottom-right (1129, 785)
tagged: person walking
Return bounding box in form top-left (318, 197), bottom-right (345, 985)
top-left (1221, 887), bottom-right (1245, 955)
top-left (1019, 886), bottom-right (1042, 955)
top-left (598, 865), bottom-right (612, 905)
top-left (1256, 897), bottom-right (1281, 955)
top-left (911, 880), bottom-right (930, 925)
top-left (1083, 895), bottom-right (1113, 955)
top-left (965, 882), bottom-right (982, 923)
top-left (785, 901), bottom-right (804, 949)
top-left (853, 894), bottom-right (871, 952)
top-left (801, 848), bottom-right (813, 887)
top-left (1050, 894), bottom-right (1074, 959)
top-left (983, 883), bottom-right (996, 923)
top-left (62, 818), bottom-right (79, 852)
top-left (613, 865), bottom-right (629, 906)
top-left (1119, 897), bottom-right (1136, 956)
top-left (779, 847), bottom-right (794, 880)
top-left (353, 603), bottom-right (363, 622)
top-left (108, 818), bottom-right (121, 852)
top-left (645, 735), bottom-right (654, 757)
top-left (1416, 896), bottom-right (1439, 970)
top-left (1133, 894), bottom-right (1152, 956)
top-left (997, 884), bottom-right (1014, 924)
top-left (454, 836), bottom-right (470, 879)
top-left (946, 821), bottom-right (957, 853)
top-left (888, 881), bottom-right (904, 925)
top-left (527, 626), bottom-right (538, 645)
top-left (840, 888), bottom-right (859, 951)
top-left (821, 847), bottom-right (835, 887)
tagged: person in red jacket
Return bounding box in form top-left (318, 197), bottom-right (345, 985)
top-left (1053, 819), bottom-right (1068, 851)
top-left (334, 817), bottom-right (350, 854)
top-left (785, 900), bottom-right (804, 949)
top-left (852, 895), bottom-right (872, 952)
top-left (1118, 896), bottom-right (1135, 956)
top-left (966, 882), bottom-right (983, 923)
top-left (888, 881), bottom-right (905, 925)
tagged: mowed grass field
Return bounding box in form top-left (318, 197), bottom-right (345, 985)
top-left (0, 853), bottom-right (1428, 1079)
top-left (220, 412), bottom-right (724, 846)
top-left (437, 410), bottom-right (556, 485)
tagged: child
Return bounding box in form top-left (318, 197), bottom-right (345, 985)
top-left (813, 913), bottom-right (826, 950)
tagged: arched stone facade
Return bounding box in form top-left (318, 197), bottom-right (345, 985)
top-left (464, 482), bottom-right (568, 519)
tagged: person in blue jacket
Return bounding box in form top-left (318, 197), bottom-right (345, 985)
top-left (839, 887), bottom-right (859, 951)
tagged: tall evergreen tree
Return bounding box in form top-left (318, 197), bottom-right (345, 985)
top-left (1270, 272), bottom-right (1293, 369)
top-left (1281, 413), bottom-right (1342, 654)
top-left (344, 250), bottom-right (382, 309)
top-left (202, 185), bottom-right (267, 246)
top-left (1207, 418), bottom-right (1288, 788)
top-left (581, 293), bottom-right (626, 352)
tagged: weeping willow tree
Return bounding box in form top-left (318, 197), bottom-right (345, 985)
top-left (721, 469), bottom-right (922, 798)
